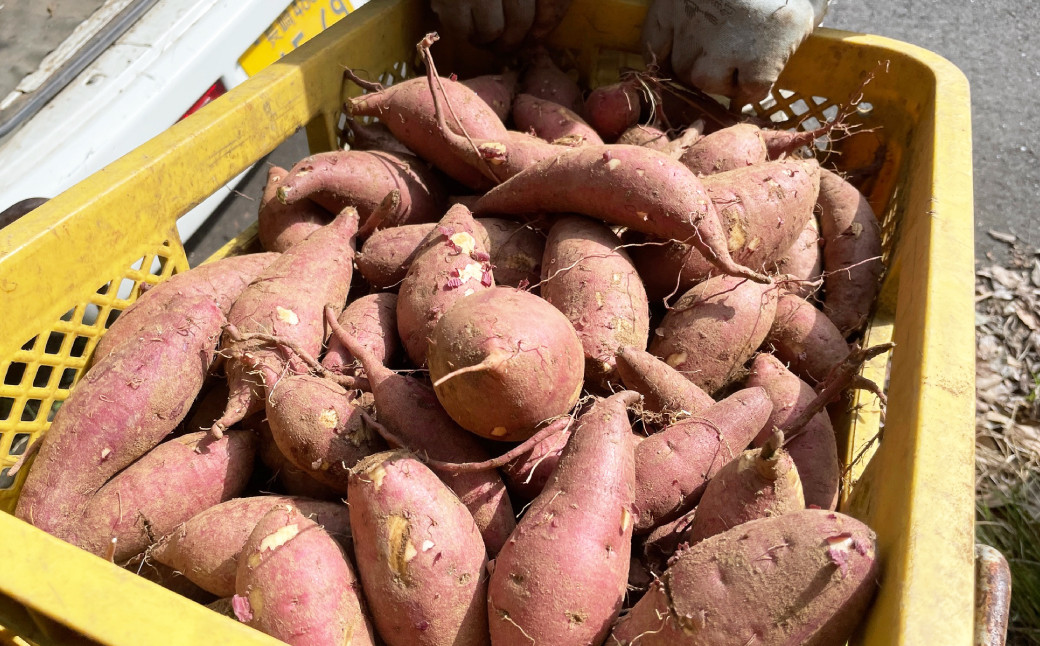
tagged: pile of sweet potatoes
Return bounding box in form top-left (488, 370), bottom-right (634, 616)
top-left (13, 34), bottom-right (891, 646)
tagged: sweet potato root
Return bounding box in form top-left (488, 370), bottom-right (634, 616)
top-left (767, 291), bottom-right (850, 384)
top-left (355, 223), bottom-right (437, 290)
top-left (257, 165), bottom-right (330, 253)
top-left (584, 80), bottom-right (642, 141)
top-left (513, 92), bottom-right (604, 144)
top-left (478, 217), bottom-right (544, 288)
top-left (321, 293), bottom-right (400, 389)
top-left (615, 346), bottom-right (715, 422)
top-left (462, 70), bottom-right (518, 122)
top-left (520, 47), bottom-right (584, 114)
top-left (616, 123), bottom-right (670, 150)
top-left (775, 215), bottom-right (823, 297)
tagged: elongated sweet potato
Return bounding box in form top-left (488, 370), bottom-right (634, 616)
top-left (15, 296), bottom-right (225, 543)
top-left (680, 121), bottom-right (834, 176)
top-left (660, 121), bottom-right (705, 159)
top-left (541, 215), bottom-right (649, 386)
top-left (633, 387), bottom-right (772, 533)
top-left (767, 291), bottom-right (850, 384)
top-left (257, 165), bottom-right (331, 253)
top-left (347, 74), bottom-right (507, 190)
top-left (686, 434), bottom-right (805, 542)
top-left (267, 150), bottom-right (446, 234)
top-left (616, 123), bottom-right (670, 150)
top-left (326, 314), bottom-right (516, 555)
top-left (746, 353), bottom-right (840, 510)
top-left (642, 507), bottom-right (697, 574)
top-left (266, 375), bottom-right (386, 493)
top-left (427, 287), bottom-right (585, 441)
top-left (343, 118), bottom-right (414, 157)
top-left (610, 510), bottom-right (879, 646)
top-left (775, 215), bottom-right (823, 297)
top-left (397, 204), bottom-right (494, 366)
top-left (255, 422), bottom-right (340, 501)
top-left (233, 505), bottom-right (375, 645)
top-left (78, 430), bottom-right (256, 562)
top-left (355, 223), bottom-right (437, 290)
top-left (211, 208), bottom-right (358, 437)
top-left (349, 451), bottom-right (489, 646)
top-left (478, 217), bottom-right (544, 288)
top-left (513, 93), bottom-right (604, 144)
top-left (153, 495), bottom-right (352, 597)
top-left (92, 253), bottom-right (277, 366)
top-left (818, 168), bottom-right (884, 335)
top-left (322, 293), bottom-right (400, 389)
top-left (520, 47), bottom-right (584, 114)
top-left (631, 158), bottom-right (821, 301)
top-left (615, 346), bottom-right (715, 422)
top-left (499, 423), bottom-right (571, 501)
top-left (648, 274), bottom-right (779, 394)
top-left (462, 70), bottom-right (518, 121)
top-left (584, 80), bottom-right (642, 141)
top-left (488, 391), bottom-right (639, 646)
top-left (474, 144), bottom-right (769, 282)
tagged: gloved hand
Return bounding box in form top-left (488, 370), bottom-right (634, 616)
top-left (643, 0), bottom-right (829, 106)
top-left (430, 0), bottom-right (574, 51)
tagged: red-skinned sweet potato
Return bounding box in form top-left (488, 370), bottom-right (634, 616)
top-left (153, 495), bottom-right (352, 597)
top-left (610, 509), bottom-right (879, 646)
top-left (680, 121), bottom-right (835, 176)
top-left (488, 391), bottom-right (639, 645)
top-left (767, 291), bottom-right (850, 384)
top-left (584, 80), bottom-right (642, 141)
top-left (686, 434), bottom-right (805, 542)
top-left (478, 217), bottom-right (544, 288)
top-left (818, 168), bottom-right (884, 335)
top-left (355, 223), bottom-right (437, 290)
top-left (616, 123), bottom-right (671, 150)
top-left (348, 451), bottom-right (490, 646)
top-left (541, 215), bottom-right (649, 386)
top-left (427, 287), bottom-right (585, 441)
top-left (648, 274), bottom-right (779, 394)
top-left (92, 253), bottom-right (277, 366)
top-left (255, 422), bottom-right (340, 501)
top-left (462, 70), bottom-right (518, 122)
top-left (499, 423), bottom-right (571, 502)
top-left (326, 314), bottom-right (516, 556)
top-left (775, 215), bottom-right (823, 297)
top-left (615, 346), bottom-right (715, 422)
top-left (512, 92), bottom-right (604, 144)
top-left (347, 74), bottom-right (507, 190)
top-left (397, 204), bottom-right (494, 366)
top-left (633, 387), bottom-right (773, 533)
top-left (343, 118), bottom-right (414, 157)
top-left (16, 296), bottom-right (225, 543)
top-left (746, 353), bottom-right (840, 510)
top-left (233, 505), bottom-right (375, 645)
top-left (211, 208), bottom-right (359, 437)
top-left (474, 144), bottom-right (770, 282)
top-left (78, 430), bottom-right (256, 562)
top-left (257, 165), bottom-right (331, 253)
top-left (520, 47), bottom-right (584, 114)
top-left (322, 293), bottom-right (400, 390)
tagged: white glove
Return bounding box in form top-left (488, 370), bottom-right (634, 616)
top-left (430, 0), bottom-right (574, 51)
top-left (643, 0), bottom-right (829, 106)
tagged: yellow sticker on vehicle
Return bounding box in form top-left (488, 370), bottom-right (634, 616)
top-left (239, 0), bottom-right (355, 76)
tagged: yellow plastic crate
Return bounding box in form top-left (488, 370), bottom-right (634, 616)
top-left (0, 0), bottom-right (975, 644)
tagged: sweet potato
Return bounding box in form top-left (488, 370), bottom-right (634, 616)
top-left (397, 204), bottom-right (494, 366)
top-left (343, 118), bottom-right (414, 157)
top-left (488, 391), bottom-right (639, 645)
top-left (255, 422), bottom-right (340, 501)
top-left (520, 47), bottom-right (584, 114)
top-left (211, 208), bottom-right (359, 437)
top-left (499, 423), bottom-right (571, 501)
top-left (322, 293), bottom-right (400, 389)
top-left (584, 80), bottom-right (642, 141)
top-left (266, 150), bottom-right (446, 234)
top-left (686, 433), bottom-right (805, 542)
top-left (474, 144), bottom-right (769, 282)
top-left (348, 451), bottom-right (490, 646)
top-left (512, 93), bottom-right (604, 144)
top-left (78, 430), bottom-right (256, 562)
top-left (541, 215), bottom-right (649, 386)
top-left (355, 223), bottom-right (437, 290)
top-left (631, 158), bottom-right (821, 301)
top-left (615, 346), bottom-right (715, 422)
top-left (257, 165), bottom-right (331, 253)
top-left (427, 287), bottom-right (585, 441)
top-left (326, 312), bottom-right (516, 555)
top-left (347, 74), bottom-right (507, 190)
top-left (462, 70), bottom-right (518, 122)
top-left (648, 274), bottom-right (779, 394)
top-left (775, 215), bottom-right (823, 297)
top-left (266, 375), bottom-right (386, 493)
top-left (478, 217), bottom-right (544, 288)
top-left (15, 296), bottom-right (225, 543)
top-left (616, 123), bottom-right (670, 151)
top-left (633, 387), bottom-right (773, 533)
top-left (642, 507), bottom-right (697, 574)
top-left (746, 353), bottom-right (840, 510)
top-left (233, 505), bottom-right (375, 645)
top-left (609, 509), bottom-right (879, 646)
top-left (92, 253), bottom-right (278, 366)
top-left (153, 495), bottom-right (352, 597)
top-left (679, 122), bottom-right (767, 175)
top-left (660, 121), bottom-right (705, 159)
top-left (767, 291), bottom-right (850, 384)
top-left (818, 168), bottom-right (884, 335)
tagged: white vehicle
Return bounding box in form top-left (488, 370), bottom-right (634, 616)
top-left (0, 0), bottom-right (368, 240)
